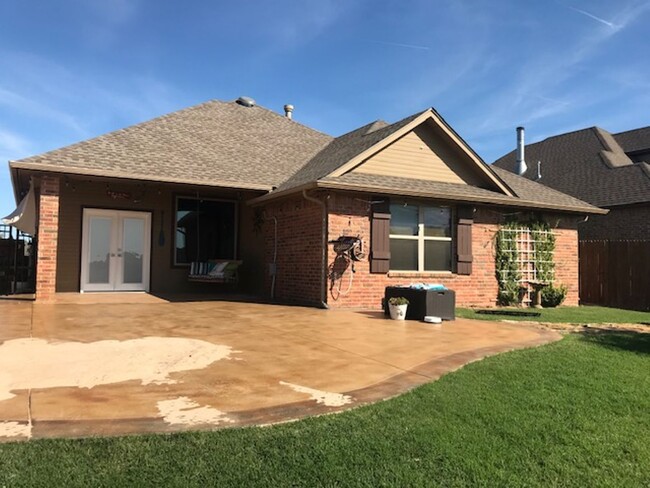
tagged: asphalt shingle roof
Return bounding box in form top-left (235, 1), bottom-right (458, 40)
top-left (12, 100), bottom-right (333, 190)
top-left (317, 168), bottom-right (603, 214)
top-left (11, 99), bottom-right (602, 214)
top-left (615, 126), bottom-right (650, 154)
top-left (493, 126), bottom-right (650, 207)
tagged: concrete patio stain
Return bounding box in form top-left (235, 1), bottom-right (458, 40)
top-left (157, 397), bottom-right (234, 426)
top-left (0, 337), bottom-right (233, 401)
top-left (279, 381), bottom-right (353, 407)
top-left (0, 296), bottom-right (562, 441)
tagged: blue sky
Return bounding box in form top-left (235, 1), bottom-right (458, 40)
top-left (1, 0), bottom-right (649, 215)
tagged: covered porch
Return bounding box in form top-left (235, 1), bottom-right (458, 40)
top-left (7, 172), bottom-right (269, 301)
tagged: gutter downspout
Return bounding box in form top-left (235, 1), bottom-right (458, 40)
top-left (302, 189), bottom-right (329, 309)
top-left (271, 215), bottom-right (278, 300)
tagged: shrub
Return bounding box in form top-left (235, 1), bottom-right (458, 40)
top-left (389, 297), bottom-right (409, 306)
top-left (542, 284), bottom-right (568, 308)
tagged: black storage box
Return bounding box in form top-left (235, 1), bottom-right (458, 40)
top-left (384, 286), bottom-right (455, 321)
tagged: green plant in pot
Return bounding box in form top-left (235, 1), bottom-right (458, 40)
top-left (388, 297), bottom-right (409, 321)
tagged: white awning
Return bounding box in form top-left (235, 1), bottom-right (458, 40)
top-left (2, 181), bottom-right (36, 236)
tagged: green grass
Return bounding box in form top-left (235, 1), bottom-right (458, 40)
top-left (457, 305), bottom-right (650, 324)
top-left (1, 333), bottom-right (649, 487)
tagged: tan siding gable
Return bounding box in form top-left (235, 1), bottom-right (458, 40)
top-left (350, 122), bottom-right (486, 186)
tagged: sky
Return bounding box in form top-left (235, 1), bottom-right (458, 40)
top-left (1, 0), bottom-right (649, 215)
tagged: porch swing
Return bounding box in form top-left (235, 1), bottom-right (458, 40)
top-left (186, 196), bottom-right (242, 284)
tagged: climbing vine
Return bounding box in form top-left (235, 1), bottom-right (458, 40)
top-left (495, 218), bottom-right (557, 306)
top-left (495, 221), bottom-right (522, 306)
top-left (530, 220), bottom-right (555, 283)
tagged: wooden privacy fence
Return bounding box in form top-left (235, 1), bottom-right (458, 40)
top-left (579, 240), bottom-right (650, 311)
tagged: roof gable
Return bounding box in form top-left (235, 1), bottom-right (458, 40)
top-left (348, 119), bottom-right (498, 188)
top-left (277, 108), bottom-right (514, 197)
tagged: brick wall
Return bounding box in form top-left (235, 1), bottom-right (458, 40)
top-left (262, 194), bottom-right (324, 305)
top-left (579, 204), bottom-right (650, 240)
top-left (553, 222), bottom-right (580, 306)
top-left (325, 193), bottom-right (580, 309)
top-left (36, 175), bottom-right (60, 301)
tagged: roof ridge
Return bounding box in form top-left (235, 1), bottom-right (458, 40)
top-left (224, 99), bottom-right (333, 138)
top-left (613, 125), bottom-right (650, 137)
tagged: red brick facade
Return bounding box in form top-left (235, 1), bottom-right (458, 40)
top-left (262, 195), bottom-right (324, 305)
top-left (36, 175), bottom-right (60, 301)
top-left (324, 193), bottom-right (579, 309)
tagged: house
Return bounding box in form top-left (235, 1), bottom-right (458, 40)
top-left (5, 98), bottom-right (605, 308)
top-left (493, 126), bottom-right (650, 241)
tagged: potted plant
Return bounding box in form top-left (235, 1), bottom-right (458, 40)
top-left (388, 297), bottom-right (409, 321)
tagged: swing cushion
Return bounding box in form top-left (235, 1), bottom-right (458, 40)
top-left (188, 260), bottom-right (242, 283)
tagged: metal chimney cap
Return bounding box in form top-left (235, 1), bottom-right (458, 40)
top-left (236, 96), bottom-right (256, 107)
top-left (516, 126), bottom-right (525, 131)
top-left (284, 104), bottom-right (294, 112)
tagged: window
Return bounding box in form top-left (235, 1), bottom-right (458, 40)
top-left (174, 197), bottom-right (236, 265)
top-left (389, 203), bottom-right (452, 272)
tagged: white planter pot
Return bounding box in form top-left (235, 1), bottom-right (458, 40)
top-left (389, 303), bottom-right (408, 320)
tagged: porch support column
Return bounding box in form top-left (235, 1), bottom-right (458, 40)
top-left (36, 175), bottom-right (60, 301)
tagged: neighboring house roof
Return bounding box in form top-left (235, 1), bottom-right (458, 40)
top-left (615, 126), bottom-right (650, 154)
top-left (10, 100), bottom-right (333, 191)
top-left (9, 99), bottom-right (604, 215)
top-left (493, 126), bottom-right (650, 208)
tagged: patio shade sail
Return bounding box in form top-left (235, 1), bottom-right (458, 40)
top-left (2, 181), bottom-right (36, 235)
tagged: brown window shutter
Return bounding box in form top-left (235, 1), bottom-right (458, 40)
top-left (370, 197), bottom-right (390, 273)
top-left (456, 206), bottom-right (473, 275)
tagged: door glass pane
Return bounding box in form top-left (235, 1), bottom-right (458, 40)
top-left (390, 204), bottom-right (418, 236)
top-left (122, 218), bottom-right (144, 284)
top-left (88, 217), bottom-right (112, 284)
top-left (423, 207), bottom-right (451, 237)
top-left (390, 238), bottom-right (418, 270)
top-left (424, 240), bottom-right (452, 271)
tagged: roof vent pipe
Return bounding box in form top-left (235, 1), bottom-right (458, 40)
top-left (536, 160), bottom-right (542, 180)
top-left (284, 104), bottom-right (294, 119)
top-left (515, 126), bottom-right (528, 176)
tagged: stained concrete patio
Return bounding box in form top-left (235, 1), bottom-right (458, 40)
top-left (0, 295), bottom-right (560, 441)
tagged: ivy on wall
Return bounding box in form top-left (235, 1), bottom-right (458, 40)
top-left (495, 219), bottom-right (556, 306)
top-left (495, 221), bottom-right (522, 306)
top-left (530, 221), bottom-right (556, 283)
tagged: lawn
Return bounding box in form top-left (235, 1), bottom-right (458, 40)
top-left (1, 333), bottom-right (649, 487)
top-left (457, 305), bottom-right (650, 324)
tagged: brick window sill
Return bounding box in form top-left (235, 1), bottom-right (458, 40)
top-left (388, 271), bottom-right (454, 279)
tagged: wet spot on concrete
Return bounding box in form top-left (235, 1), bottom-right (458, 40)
top-left (157, 397), bottom-right (233, 426)
top-left (0, 337), bottom-right (232, 401)
top-left (279, 381), bottom-right (353, 407)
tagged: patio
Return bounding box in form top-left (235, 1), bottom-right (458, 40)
top-left (0, 296), bottom-right (560, 441)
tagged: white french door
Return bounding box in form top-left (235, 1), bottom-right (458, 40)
top-left (81, 209), bottom-right (151, 292)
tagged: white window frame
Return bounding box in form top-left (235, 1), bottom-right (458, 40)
top-left (389, 203), bottom-right (453, 273)
top-left (173, 195), bottom-right (238, 266)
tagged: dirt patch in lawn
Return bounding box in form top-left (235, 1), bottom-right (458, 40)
top-left (503, 321), bottom-right (650, 334)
